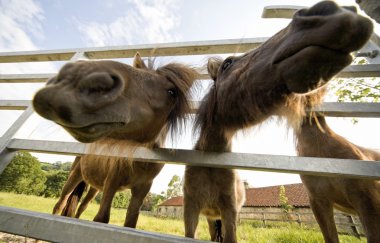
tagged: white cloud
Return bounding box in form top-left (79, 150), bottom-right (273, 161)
top-left (77, 0), bottom-right (181, 46)
top-left (0, 0), bottom-right (56, 74)
top-left (0, 0), bottom-right (58, 160)
top-left (0, 0), bottom-right (44, 51)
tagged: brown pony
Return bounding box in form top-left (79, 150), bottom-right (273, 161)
top-left (294, 90), bottom-right (380, 243)
top-left (183, 1), bottom-right (373, 242)
top-left (33, 53), bottom-right (198, 227)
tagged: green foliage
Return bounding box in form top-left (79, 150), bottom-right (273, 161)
top-left (146, 192), bottom-right (165, 211)
top-left (141, 192), bottom-right (162, 211)
top-left (279, 185), bottom-right (293, 215)
top-left (162, 174), bottom-right (183, 200)
top-left (331, 58), bottom-right (380, 103)
top-left (0, 152), bottom-right (46, 195)
top-left (95, 191), bottom-right (132, 208)
top-left (41, 161), bottom-right (72, 172)
top-left (112, 191), bottom-right (132, 208)
top-left (333, 77), bottom-right (380, 103)
top-left (43, 170), bottom-right (69, 198)
top-left (94, 191), bottom-right (102, 204)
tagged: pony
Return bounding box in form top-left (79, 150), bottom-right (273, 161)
top-left (33, 53), bottom-right (198, 227)
top-left (183, 1), bottom-right (373, 242)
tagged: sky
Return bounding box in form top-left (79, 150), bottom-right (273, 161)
top-left (0, 0), bottom-right (379, 194)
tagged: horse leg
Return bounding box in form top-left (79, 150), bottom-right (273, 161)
top-left (184, 197), bottom-right (201, 239)
top-left (93, 180), bottom-right (118, 223)
top-left (207, 218), bottom-right (219, 242)
top-left (52, 160), bottom-right (82, 215)
top-left (124, 183), bottom-right (152, 228)
top-left (348, 189), bottom-right (380, 243)
top-left (75, 187), bottom-right (99, 218)
top-left (309, 197), bottom-right (339, 243)
top-left (219, 195), bottom-right (238, 243)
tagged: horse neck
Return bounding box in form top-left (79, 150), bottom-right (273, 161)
top-left (295, 114), bottom-right (334, 156)
top-left (294, 114), bottom-right (368, 160)
top-left (195, 124), bottom-right (232, 152)
top-left (215, 83), bottom-right (290, 130)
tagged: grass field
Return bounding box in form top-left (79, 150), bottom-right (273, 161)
top-left (0, 192), bottom-right (366, 242)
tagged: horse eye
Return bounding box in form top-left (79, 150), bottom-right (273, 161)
top-left (221, 58), bottom-right (233, 71)
top-left (168, 89), bottom-right (177, 98)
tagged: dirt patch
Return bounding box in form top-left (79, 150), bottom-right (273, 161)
top-left (0, 232), bottom-right (48, 243)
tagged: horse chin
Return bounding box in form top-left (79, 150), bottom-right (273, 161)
top-left (276, 46), bottom-right (352, 94)
top-left (64, 122), bottom-right (124, 143)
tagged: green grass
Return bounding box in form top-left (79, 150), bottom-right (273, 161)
top-left (0, 192), bottom-right (366, 242)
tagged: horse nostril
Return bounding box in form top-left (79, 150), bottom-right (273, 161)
top-left (78, 72), bottom-right (125, 108)
top-left (78, 72), bottom-right (124, 96)
top-left (57, 105), bottom-right (72, 122)
top-left (298, 1), bottom-right (339, 17)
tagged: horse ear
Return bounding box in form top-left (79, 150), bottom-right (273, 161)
top-left (133, 52), bottom-right (147, 69)
top-left (207, 58), bottom-right (222, 81)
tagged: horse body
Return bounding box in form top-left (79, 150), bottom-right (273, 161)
top-left (33, 53), bottom-right (197, 227)
top-left (79, 158), bottom-right (163, 192)
top-left (184, 166), bottom-right (245, 242)
top-left (184, 1), bottom-right (373, 242)
top-left (296, 115), bottom-right (380, 243)
top-left (58, 154), bottom-right (164, 226)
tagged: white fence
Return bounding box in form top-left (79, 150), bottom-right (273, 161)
top-left (1, 6), bottom-right (380, 242)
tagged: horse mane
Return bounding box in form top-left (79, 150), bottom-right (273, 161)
top-left (157, 63), bottom-right (199, 137)
top-left (193, 57), bottom-right (223, 140)
top-left (280, 86), bottom-right (328, 129)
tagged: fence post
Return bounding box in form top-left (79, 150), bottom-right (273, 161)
top-left (348, 215), bottom-right (360, 238)
top-left (0, 106), bottom-right (34, 174)
top-left (262, 212), bottom-right (266, 227)
top-left (296, 213), bottom-right (302, 227)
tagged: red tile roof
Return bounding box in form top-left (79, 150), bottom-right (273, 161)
top-left (158, 184), bottom-right (310, 207)
top-left (244, 183), bottom-right (310, 207)
top-left (159, 196), bottom-right (184, 206)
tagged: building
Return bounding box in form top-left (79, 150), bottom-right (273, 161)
top-left (156, 183), bottom-right (363, 235)
top-left (242, 183), bottom-right (310, 214)
top-left (157, 184), bottom-right (310, 218)
top-left (157, 196), bottom-right (184, 218)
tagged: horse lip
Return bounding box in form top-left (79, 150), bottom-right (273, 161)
top-left (62, 122), bottom-right (125, 138)
top-left (272, 45), bottom-right (349, 65)
top-left (61, 122), bottom-right (125, 130)
top-left (63, 122), bottom-right (125, 143)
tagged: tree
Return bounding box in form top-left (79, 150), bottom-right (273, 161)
top-left (279, 185), bottom-right (293, 215)
top-left (141, 192), bottom-right (166, 211)
top-left (60, 162), bottom-right (73, 171)
top-left (163, 175), bottom-right (183, 199)
top-left (112, 191), bottom-right (131, 208)
top-left (0, 152), bottom-right (46, 195)
top-left (331, 59), bottom-right (380, 103)
top-left (44, 170), bottom-right (69, 198)
top-left (93, 191), bottom-right (132, 208)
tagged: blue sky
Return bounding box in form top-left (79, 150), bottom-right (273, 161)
top-left (7, 0), bottom-right (289, 50)
top-left (1, 0), bottom-right (379, 194)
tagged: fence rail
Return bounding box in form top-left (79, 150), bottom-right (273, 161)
top-left (4, 138), bottom-right (380, 179)
top-left (1, 64), bottom-right (379, 84)
top-left (0, 38), bottom-right (268, 63)
top-left (3, 100), bottom-right (380, 119)
top-left (0, 9), bottom-right (379, 241)
top-left (0, 206), bottom-right (203, 243)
